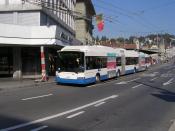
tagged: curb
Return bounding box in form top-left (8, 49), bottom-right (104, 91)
top-left (0, 81), bottom-right (56, 93)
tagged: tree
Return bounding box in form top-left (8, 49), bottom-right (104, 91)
top-left (95, 36), bottom-right (100, 42)
top-left (129, 36), bottom-right (135, 43)
top-left (101, 36), bottom-right (108, 41)
top-left (116, 37), bottom-right (124, 43)
top-left (110, 38), bottom-right (116, 43)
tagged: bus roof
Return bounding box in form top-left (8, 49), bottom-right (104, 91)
top-left (114, 49), bottom-right (139, 57)
top-left (125, 50), bottom-right (139, 57)
top-left (144, 53), bottom-right (150, 57)
top-left (60, 45), bottom-right (117, 56)
top-left (114, 48), bottom-right (127, 57)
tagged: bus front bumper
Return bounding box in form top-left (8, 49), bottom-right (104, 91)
top-left (55, 77), bottom-right (96, 85)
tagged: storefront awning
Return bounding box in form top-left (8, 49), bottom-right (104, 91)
top-left (0, 37), bottom-right (69, 46)
top-left (0, 23), bottom-right (78, 46)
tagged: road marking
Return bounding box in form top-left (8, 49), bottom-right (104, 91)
top-left (165, 66), bottom-right (171, 70)
top-left (87, 79), bottom-right (118, 88)
top-left (142, 72), bottom-right (159, 77)
top-left (167, 70), bottom-right (171, 73)
top-left (132, 84), bottom-right (143, 89)
top-left (87, 84), bottom-right (97, 88)
top-left (141, 73), bottom-right (156, 77)
top-left (116, 78), bottom-right (140, 84)
top-left (161, 74), bottom-right (174, 78)
top-left (66, 111), bottom-right (85, 119)
top-left (30, 126), bottom-right (48, 131)
top-left (94, 102), bottom-right (106, 107)
top-left (22, 94), bottom-right (53, 101)
top-left (163, 78), bottom-right (174, 86)
top-left (1, 95), bottom-right (118, 131)
top-left (150, 77), bottom-right (158, 81)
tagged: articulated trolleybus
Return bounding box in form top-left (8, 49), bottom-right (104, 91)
top-left (56, 46), bottom-right (117, 85)
top-left (115, 48), bottom-right (147, 76)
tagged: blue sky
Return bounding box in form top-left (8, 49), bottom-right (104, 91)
top-left (92, 0), bottom-right (175, 38)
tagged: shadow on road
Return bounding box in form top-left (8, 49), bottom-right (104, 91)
top-left (0, 114), bottom-right (78, 131)
top-left (152, 91), bottom-right (175, 102)
top-left (135, 80), bottom-right (175, 102)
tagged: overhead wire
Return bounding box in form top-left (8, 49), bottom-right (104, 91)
top-left (93, 0), bottom-right (171, 36)
top-left (140, 0), bottom-right (175, 14)
top-left (95, 0), bottom-right (141, 16)
top-left (26, 0), bottom-right (172, 37)
top-left (94, 3), bottom-right (157, 32)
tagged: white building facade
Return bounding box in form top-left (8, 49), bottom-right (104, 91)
top-left (0, 0), bottom-right (80, 79)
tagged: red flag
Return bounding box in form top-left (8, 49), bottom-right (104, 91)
top-left (96, 14), bottom-right (104, 32)
top-left (97, 20), bottom-right (104, 32)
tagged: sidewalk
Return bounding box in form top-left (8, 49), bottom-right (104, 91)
top-left (0, 76), bottom-right (56, 91)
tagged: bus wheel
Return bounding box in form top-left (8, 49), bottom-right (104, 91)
top-left (96, 74), bottom-right (101, 83)
top-left (134, 67), bottom-right (137, 73)
top-left (146, 66), bottom-right (148, 70)
top-left (117, 70), bottom-right (121, 77)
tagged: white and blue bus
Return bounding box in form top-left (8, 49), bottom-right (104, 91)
top-left (55, 46), bottom-right (117, 85)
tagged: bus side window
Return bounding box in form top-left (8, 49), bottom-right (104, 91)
top-left (96, 58), bottom-right (100, 69)
top-left (86, 57), bottom-right (90, 70)
top-left (86, 56), bottom-right (93, 70)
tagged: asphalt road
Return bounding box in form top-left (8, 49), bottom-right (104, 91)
top-left (0, 62), bottom-right (175, 131)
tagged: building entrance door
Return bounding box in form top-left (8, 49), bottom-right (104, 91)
top-left (22, 47), bottom-right (41, 76)
top-left (0, 47), bottom-right (13, 77)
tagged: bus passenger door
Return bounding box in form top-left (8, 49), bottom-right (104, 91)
top-left (107, 53), bottom-right (116, 79)
top-left (120, 51), bottom-right (125, 75)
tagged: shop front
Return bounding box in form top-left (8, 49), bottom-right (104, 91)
top-left (0, 23), bottom-right (80, 79)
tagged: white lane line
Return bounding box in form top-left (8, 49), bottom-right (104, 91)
top-left (66, 111), bottom-right (85, 119)
top-left (87, 84), bottom-right (97, 88)
top-left (167, 70), bottom-right (171, 73)
top-left (1, 95), bottom-right (118, 131)
top-left (30, 126), bottom-right (48, 131)
top-left (94, 102), bottom-right (106, 107)
top-left (87, 79), bottom-right (118, 88)
top-left (116, 78), bottom-right (140, 84)
top-left (132, 84), bottom-right (143, 89)
top-left (22, 94), bottom-right (53, 101)
top-left (163, 78), bottom-right (174, 86)
top-left (150, 77), bottom-right (158, 81)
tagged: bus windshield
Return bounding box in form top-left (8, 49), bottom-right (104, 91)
top-left (57, 51), bottom-right (84, 73)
